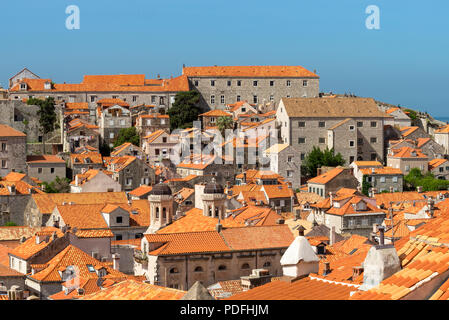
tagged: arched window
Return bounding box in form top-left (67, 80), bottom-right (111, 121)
top-left (263, 261), bottom-right (271, 268)
top-left (155, 207), bottom-right (159, 219)
top-left (194, 266), bottom-right (203, 272)
top-left (218, 265), bottom-right (227, 271)
top-left (215, 207), bottom-right (219, 218)
top-left (163, 207), bottom-right (167, 221)
top-left (169, 267), bottom-right (179, 274)
top-left (241, 263), bottom-right (250, 270)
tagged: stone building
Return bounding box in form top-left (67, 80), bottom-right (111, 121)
top-left (97, 101), bottom-right (132, 148)
top-left (69, 152), bottom-right (104, 178)
top-left (138, 224), bottom-right (294, 290)
top-left (428, 159), bottom-right (449, 180)
top-left (8, 68), bottom-right (40, 88)
top-left (199, 109), bottom-right (233, 129)
top-left (135, 114), bottom-right (170, 141)
top-left (183, 65), bottom-right (320, 111)
top-left (70, 169), bottom-right (121, 193)
top-left (359, 167), bottom-right (404, 193)
top-left (434, 124), bottom-right (449, 154)
top-left (26, 155), bottom-right (66, 183)
top-left (276, 97), bottom-right (391, 163)
top-left (386, 147), bottom-right (429, 175)
top-left (8, 73), bottom-right (190, 114)
top-left (307, 167), bottom-right (359, 198)
top-left (107, 155), bottom-right (155, 192)
top-left (263, 143), bottom-right (301, 189)
top-left (383, 107), bottom-right (412, 127)
top-left (0, 124), bottom-right (27, 177)
top-left (111, 142), bottom-right (146, 160)
top-left (64, 119), bottom-right (100, 153)
top-left (142, 130), bottom-right (177, 165)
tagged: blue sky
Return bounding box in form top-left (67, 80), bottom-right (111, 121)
top-left (1, 0), bottom-right (448, 116)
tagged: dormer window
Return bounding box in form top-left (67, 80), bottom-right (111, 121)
top-left (87, 264), bottom-right (95, 272)
top-left (44, 82), bottom-right (51, 90)
top-left (20, 83), bottom-right (27, 91)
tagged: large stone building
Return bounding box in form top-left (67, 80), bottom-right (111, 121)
top-left (26, 155), bottom-right (66, 183)
top-left (276, 97), bottom-right (391, 164)
top-left (0, 124), bottom-right (27, 177)
top-left (183, 65), bottom-right (320, 111)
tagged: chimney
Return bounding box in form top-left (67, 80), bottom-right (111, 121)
top-left (323, 262), bottom-right (330, 275)
top-left (389, 186), bottom-right (394, 193)
top-left (417, 186), bottom-right (423, 193)
top-left (378, 226), bottom-right (385, 246)
top-left (329, 192), bottom-right (334, 207)
top-left (112, 253), bottom-right (120, 271)
top-left (276, 218), bottom-right (285, 225)
top-left (427, 197), bottom-right (435, 218)
top-left (215, 222), bottom-right (222, 232)
top-left (352, 266), bottom-right (364, 279)
top-left (242, 172), bottom-right (247, 184)
top-left (297, 225), bottom-right (305, 236)
top-left (329, 226), bottom-right (336, 245)
top-left (75, 175), bottom-right (79, 186)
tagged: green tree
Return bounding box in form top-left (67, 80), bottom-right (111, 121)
top-left (113, 127), bottom-right (140, 148)
top-left (3, 221), bottom-right (17, 227)
top-left (42, 176), bottom-right (71, 193)
top-left (99, 140), bottom-right (111, 157)
top-left (216, 116), bottom-right (234, 136)
top-left (167, 91), bottom-right (201, 130)
top-left (362, 175), bottom-right (372, 196)
top-left (404, 168), bottom-right (449, 191)
top-left (27, 97), bottom-right (58, 153)
top-left (302, 147), bottom-right (345, 177)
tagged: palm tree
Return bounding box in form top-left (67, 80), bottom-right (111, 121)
top-left (216, 116), bottom-right (234, 136)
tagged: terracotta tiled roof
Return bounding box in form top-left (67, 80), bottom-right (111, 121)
top-left (228, 206), bottom-right (281, 226)
top-left (200, 109), bottom-right (232, 117)
top-left (390, 147), bottom-right (427, 159)
top-left (143, 129), bottom-right (166, 142)
top-left (429, 158), bottom-right (449, 170)
top-left (400, 126), bottom-right (419, 137)
top-left (108, 155), bottom-right (137, 172)
top-left (65, 102), bottom-right (89, 110)
top-left (353, 161), bottom-right (383, 167)
top-left (3, 172), bottom-right (27, 182)
top-left (129, 185), bottom-right (153, 197)
top-left (70, 152), bottom-right (103, 165)
top-left (173, 188), bottom-right (194, 204)
top-left (183, 65), bottom-right (318, 78)
top-left (262, 184), bottom-right (294, 199)
top-left (416, 137), bottom-right (431, 148)
top-left (263, 143), bottom-right (289, 154)
top-left (435, 124), bottom-right (449, 134)
top-left (157, 208), bottom-right (242, 234)
top-left (75, 229), bottom-right (114, 238)
top-left (26, 155), bottom-right (65, 164)
top-left (29, 245), bottom-right (127, 283)
top-left (0, 180), bottom-right (43, 195)
top-left (228, 276), bottom-right (353, 300)
top-left (295, 192), bottom-right (324, 205)
top-left (326, 196), bottom-right (385, 216)
top-left (32, 192), bottom-right (128, 215)
top-left (307, 168), bottom-right (345, 185)
top-left (80, 280), bottom-right (186, 300)
top-left (9, 227), bottom-right (64, 260)
top-left (360, 167), bottom-right (403, 175)
top-left (0, 124), bottom-right (26, 137)
top-left (0, 226), bottom-right (41, 242)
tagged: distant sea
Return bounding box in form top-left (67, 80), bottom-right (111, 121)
top-left (435, 117), bottom-right (449, 123)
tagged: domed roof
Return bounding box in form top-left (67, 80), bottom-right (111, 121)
top-left (204, 178), bottom-right (224, 194)
top-left (150, 180), bottom-right (172, 196)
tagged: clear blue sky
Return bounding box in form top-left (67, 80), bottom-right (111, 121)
top-left (1, 0), bottom-right (448, 116)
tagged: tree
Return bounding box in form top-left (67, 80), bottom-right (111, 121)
top-left (113, 127), bottom-right (140, 148)
top-left (42, 176), bottom-right (71, 193)
top-left (99, 140), bottom-right (111, 156)
top-left (28, 97), bottom-right (58, 153)
top-left (167, 91), bottom-right (201, 130)
top-left (302, 147), bottom-right (345, 177)
top-left (404, 168), bottom-right (449, 191)
top-left (216, 116), bottom-right (234, 136)
top-left (362, 175), bottom-right (372, 196)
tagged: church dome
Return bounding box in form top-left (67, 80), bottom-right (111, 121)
top-left (150, 181), bottom-right (172, 196)
top-left (204, 178), bottom-right (224, 194)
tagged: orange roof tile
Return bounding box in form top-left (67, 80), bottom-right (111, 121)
top-left (26, 155), bottom-right (65, 164)
top-left (360, 167), bottom-right (403, 175)
top-left (390, 147), bottom-right (427, 159)
top-left (308, 168), bottom-right (345, 185)
top-left (0, 124), bottom-right (26, 137)
top-left (183, 65), bottom-right (319, 78)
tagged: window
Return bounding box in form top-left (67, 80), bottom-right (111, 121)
top-left (357, 138), bottom-right (364, 145)
top-left (392, 176), bottom-right (398, 182)
top-left (169, 267), bottom-right (179, 274)
top-left (107, 188), bottom-right (114, 192)
top-left (236, 95), bottom-right (241, 102)
top-left (210, 95), bottom-right (215, 104)
top-left (116, 216), bottom-right (123, 223)
top-left (237, 80), bottom-right (241, 86)
top-left (155, 149), bottom-right (160, 155)
top-left (151, 96), bottom-right (156, 103)
top-left (270, 80), bottom-right (275, 87)
top-left (253, 80), bottom-right (258, 87)
top-left (380, 176), bottom-right (386, 183)
top-left (298, 137), bottom-right (306, 144)
top-left (287, 156), bottom-right (293, 162)
top-left (370, 137), bottom-right (377, 143)
top-left (218, 265), bottom-right (227, 271)
top-left (241, 263), bottom-right (250, 270)
top-left (126, 178), bottom-right (132, 185)
top-left (349, 125), bottom-right (355, 131)
top-left (132, 96), bottom-right (138, 102)
top-left (210, 80), bottom-right (215, 87)
top-left (1, 143), bottom-right (6, 151)
top-left (90, 96), bottom-right (96, 102)
top-left (162, 137), bottom-right (167, 143)
top-left (287, 170), bottom-right (293, 177)
top-left (286, 80), bottom-right (291, 87)
top-left (110, 132), bottom-right (114, 139)
top-left (357, 121), bottom-right (363, 127)
top-left (194, 266), bottom-right (203, 272)
top-left (371, 153), bottom-right (377, 161)
top-left (319, 137), bottom-right (325, 144)
top-left (51, 168), bottom-right (55, 174)
top-left (318, 121), bottom-right (325, 128)
top-left (370, 121), bottom-right (377, 128)
top-left (194, 80), bottom-right (199, 86)
top-left (298, 121), bottom-right (305, 127)
top-left (227, 80), bottom-right (231, 87)
top-left (220, 95), bottom-right (225, 104)
top-left (350, 156), bottom-right (355, 163)
top-left (300, 153), bottom-right (305, 160)
top-left (109, 120), bottom-right (114, 126)
top-left (120, 119), bottom-right (125, 126)
top-left (69, 96), bottom-right (75, 103)
top-left (263, 261), bottom-right (271, 267)
top-left (349, 140), bottom-right (355, 147)
top-left (87, 264), bottom-right (96, 272)
top-left (115, 234), bottom-right (122, 241)
top-left (303, 80), bottom-right (308, 87)
top-left (38, 167), bottom-right (42, 174)
top-left (253, 95), bottom-right (258, 104)
top-left (270, 95), bottom-right (274, 102)
top-left (405, 165), bottom-right (410, 172)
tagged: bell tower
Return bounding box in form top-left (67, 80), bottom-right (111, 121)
top-left (201, 178), bottom-right (227, 220)
top-left (146, 181), bottom-right (174, 234)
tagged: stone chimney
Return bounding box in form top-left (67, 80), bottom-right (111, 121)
top-left (323, 261), bottom-right (331, 275)
top-left (329, 226), bottom-right (336, 246)
top-left (112, 253), bottom-right (120, 271)
top-left (329, 192), bottom-right (334, 207)
top-left (280, 227), bottom-right (320, 278)
top-left (242, 172), bottom-right (246, 184)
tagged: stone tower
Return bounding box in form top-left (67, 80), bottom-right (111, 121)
top-left (201, 178), bottom-right (226, 220)
top-left (146, 181), bottom-right (174, 234)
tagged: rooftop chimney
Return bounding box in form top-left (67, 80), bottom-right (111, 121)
top-left (378, 226), bottom-right (385, 246)
top-left (352, 266), bottom-right (364, 279)
top-left (112, 253), bottom-right (120, 271)
top-left (215, 222), bottom-right (222, 232)
top-left (329, 192), bottom-right (334, 207)
top-left (329, 226), bottom-right (336, 246)
top-left (323, 261), bottom-right (331, 275)
top-left (297, 225), bottom-right (306, 237)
